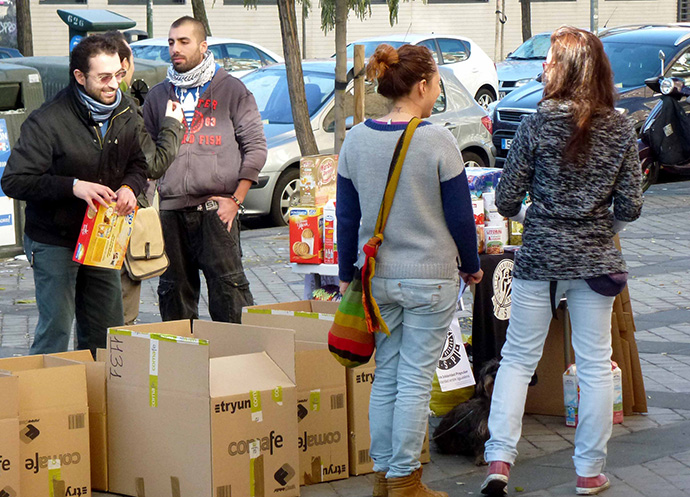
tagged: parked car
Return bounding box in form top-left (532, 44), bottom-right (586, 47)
top-left (131, 37), bottom-right (283, 78)
top-left (345, 34), bottom-right (499, 110)
top-left (241, 60), bottom-right (495, 225)
top-left (496, 32), bottom-right (550, 97)
top-left (0, 46), bottom-right (22, 59)
top-left (491, 24), bottom-right (690, 165)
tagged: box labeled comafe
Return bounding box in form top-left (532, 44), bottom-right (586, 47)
top-left (242, 300), bottom-right (349, 485)
top-left (106, 320), bottom-right (299, 497)
top-left (300, 154), bottom-right (338, 206)
top-left (346, 357), bottom-right (430, 475)
top-left (0, 354), bottom-right (91, 497)
top-left (0, 374), bottom-right (20, 497)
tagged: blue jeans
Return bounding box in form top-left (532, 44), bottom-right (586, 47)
top-left (25, 235), bottom-right (124, 356)
top-left (485, 278), bottom-right (615, 477)
top-left (369, 276), bottom-right (459, 478)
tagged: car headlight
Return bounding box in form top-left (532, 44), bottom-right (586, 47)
top-left (514, 78), bottom-right (534, 87)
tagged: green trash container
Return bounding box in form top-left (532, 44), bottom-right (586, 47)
top-left (0, 62), bottom-right (45, 257)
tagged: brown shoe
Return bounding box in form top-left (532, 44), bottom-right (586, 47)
top-left (373, 471), bottom-right (388, 497)
top-left (387, 467), bottom-right (448, 497)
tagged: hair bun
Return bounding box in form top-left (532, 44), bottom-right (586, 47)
top-left (366, 44), bottom-right (400, 81)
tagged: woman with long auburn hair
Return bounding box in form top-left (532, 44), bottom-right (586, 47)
top-left (480, 26), bottom-right (643, 496)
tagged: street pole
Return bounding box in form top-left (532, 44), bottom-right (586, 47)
top-left (591, 0), bottom-right (599, 34)
top-left (146, 0), bottom-right (153, 38)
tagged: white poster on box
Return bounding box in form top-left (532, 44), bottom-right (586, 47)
top-left (0, 119), bottom-right (16, 247)
top-left (436, 318), bottom-right (475, 392)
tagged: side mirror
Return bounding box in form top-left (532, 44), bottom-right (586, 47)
top-left (659, 49), bottom-right (666, 75)
top-left (645, 76), bottom-right (662, 93)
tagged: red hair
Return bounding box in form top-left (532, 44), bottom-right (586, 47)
top-left (366, 44), bottom-right (437, 100)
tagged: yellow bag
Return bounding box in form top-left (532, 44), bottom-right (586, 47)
top-left (124, 207), bottom-right (169, 280)
top-left (429, 373), bottom-right (474, 417)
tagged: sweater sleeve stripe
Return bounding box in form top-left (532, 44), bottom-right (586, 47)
top-left (336, 174), bottom-right (361, 282)
top-left (441, 170), bottom-right (480, 274)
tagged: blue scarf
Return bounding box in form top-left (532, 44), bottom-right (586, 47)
top-left (77, 87), bottom-right (122, 137)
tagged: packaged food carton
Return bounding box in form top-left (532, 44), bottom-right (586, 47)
top-left (290, 206), bottom-right (324, 264)
top-left (242, 301), bottom-right (349, 485)
top-left (485, 225), bottom-right (508, 255)
top-left (323, 201), bottom-right (337, 265)
top-left (346, 356), bottom-right (430, 475)
top-left (106, 320), bottom-right (299, 497)
top-left (472, 197), bottom-right (485, 254)
top-left (0, 374), bottom-right (20, 497)
top-left (73, 202), bottom-right (136, 270)
top-left (563, 362), bottom-right (623, 427)
top-left (0, 354), bottom-right (91, 497)
top-left (300, 154), bottom-right (338, 206)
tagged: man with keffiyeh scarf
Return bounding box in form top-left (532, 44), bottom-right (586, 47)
top-left (1, 34), bottom-right (148, 356)
top-left (142, 16), bottom-right (267, 323)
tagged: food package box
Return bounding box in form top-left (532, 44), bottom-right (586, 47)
top-left (323, 201), bottom-right (337, 265)
top-left (466, 168), bottom-right (502, 194)
top-left (0, 374), bottom-right (20, 497)
top-left (50, 349), bottom-right (109, 492)
top-left (472, 197), bottom-right (485, 254)
top-left (0, 354), bottom-right (91, 497)
top-left (242, 301), bottom-right (349, 485)
top-left (73, 202), bottom-right (136, 270)
top-left (300, 154), bottom-right (338, 206)
top-left (485, 224), bottom-right (508, 255)
top-left (564, 362), bottom-right (623, 427)
top-left (346, 357), bottom-right (430, 475)
top-left (106, 320), bottom-right (299, 497)
top-left (290, 206), bottom-right (324, 264)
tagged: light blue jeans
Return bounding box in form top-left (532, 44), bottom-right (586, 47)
top-left (369, 276), bottom-right (460, 478)
top-left (485, 278), bottom-right (615, 477)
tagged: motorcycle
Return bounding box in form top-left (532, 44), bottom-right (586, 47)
top-left (639, 52), bottom-right (690, 191)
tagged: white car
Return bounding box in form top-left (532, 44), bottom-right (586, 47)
top-left (241, 60), bottom-right (496, 225)
top-left (130, 37), bottom-right (283, 78)
top-left (346, 34), bottom-right (499, 109)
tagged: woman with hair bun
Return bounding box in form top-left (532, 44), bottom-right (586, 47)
top-left (337, 43), bottom-right (483, 497)
top-left (481, 26), bottom-right (643, 496)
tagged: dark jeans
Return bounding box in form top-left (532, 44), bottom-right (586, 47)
top-left (25, 234), bottom-right (124, 356)
top-left (158, 209), bottom-right (254, 323)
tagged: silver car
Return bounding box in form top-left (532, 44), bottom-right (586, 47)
top-left (242, 60), bottom-right (496, 226)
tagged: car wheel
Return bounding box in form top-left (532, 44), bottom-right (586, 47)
top-left (463, 151), bottom-right (487, 169)
top-left (474, 88), bottom-right (495, 110)
top-left (270, 167), bottom-right (300, 226)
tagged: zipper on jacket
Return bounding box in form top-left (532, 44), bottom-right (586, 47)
top-left (91, 106), bottom-right (131, 150)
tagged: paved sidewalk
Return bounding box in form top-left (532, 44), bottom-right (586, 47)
top-left (2, 181), bottom-right (690, 496)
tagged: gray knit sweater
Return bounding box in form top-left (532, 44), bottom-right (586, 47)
top-left (496, 100), bottom-right (643, 281)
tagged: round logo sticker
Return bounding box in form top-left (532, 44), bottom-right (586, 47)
top-left (491, 258), bottom-right (514, 321)
top-left (437, 329), bottom-right (463, 370)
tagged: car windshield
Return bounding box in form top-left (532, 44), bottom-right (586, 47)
top-left (346, 41), bottom-right (406, 58)
top-left (603, 40), bottom-right (677, 89)
top-left (507, 34), bottom-right (550, 60)
top-left (242, 68), bottom-right (334, 124)
top-left (131, 45), bottom-right (171, 63)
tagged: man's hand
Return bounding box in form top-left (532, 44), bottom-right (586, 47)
top-left (165, 100), bottom-right (184, 123)
top-left (211, 196), bottom-right (239, 232)
top-left (339, 281), bottom-right (350, 295)
top-left (459, 269), bottom-right (484, 285)
top-left (114, 186), bottom-right (137, 215)
top-left (73, 180), bottom-right (116, 212)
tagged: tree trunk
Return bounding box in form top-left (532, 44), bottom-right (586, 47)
top-left (333, 0), bottom-right (347, 155)
top-left (277, 0), bottom-right (319, 156)
top-left (147, 0), bottom-right (154, 38)
top-left (16, 0), bottom-right (33, 56)
top-left (521, 0), bottom-right (532, 43)
top-left (191, 0), bottom-right (212, 37)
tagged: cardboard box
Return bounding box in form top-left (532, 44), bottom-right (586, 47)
top-left (242, 301), bottom-right (349, 485)
top-left (106, 320), bottom-right (299, 497)
top-left (323, 201), bottom-right (337, 265)
top-left (300, 154), bottom-right (338, 206)
top-left (289, 206), bottom-right (324, 264)
top-left (51, 349), bottom-right (109, 492)
top-left (0, 354), bottom-right (91, 497)
top-left (346, 357), bottom-right (430, 476)
top-left (73, 202), bottom-right (136, 270)
top-left (0, 374), bottom-right (20, 497)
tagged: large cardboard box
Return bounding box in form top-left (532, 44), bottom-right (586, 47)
top-left (242, 301), bottom-right (349, 485)
top-left (346, 357), bottom-right (430, 476)
top-left (106, 320), bottom-right (299, 497)
top-left (0, 374), bottom-right (20, 497)
top-left (51, 349), bottom-right (109, 492)
top-left (0, 355), bottom-right (91, 497)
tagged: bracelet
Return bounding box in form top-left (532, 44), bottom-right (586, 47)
top-left (230, 194), bottom-right (246, 214)
top-left (120, 185), bottom-right (134, 194)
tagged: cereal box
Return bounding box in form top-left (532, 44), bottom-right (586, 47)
top-left (289, 206), bottom-right (324, 264)
top-left (300, 154), bottom-right (338, 206)
top-left (73, 202), bottom-right (136, 270)
top-left (323, 200), bottom-right (337, 265)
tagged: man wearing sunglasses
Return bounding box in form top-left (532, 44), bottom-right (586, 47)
top-left (1, 34), bottom-right (148, 356)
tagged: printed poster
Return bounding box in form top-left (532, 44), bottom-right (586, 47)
top-left (436, 318), bottom-right (475, 392)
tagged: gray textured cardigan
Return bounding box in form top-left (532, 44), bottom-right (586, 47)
top-left (496, 100), bottom-right (643, 281)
